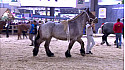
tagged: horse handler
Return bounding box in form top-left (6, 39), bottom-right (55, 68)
top-left (86, 22), bottom-right (95, 54)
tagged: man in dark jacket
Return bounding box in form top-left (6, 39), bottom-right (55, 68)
top-left (29, 20), bottom-right (37, 46)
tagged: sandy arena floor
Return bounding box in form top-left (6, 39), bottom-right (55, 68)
top-left (0, 35), bottom-right (124, 70)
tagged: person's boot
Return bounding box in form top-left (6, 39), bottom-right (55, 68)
top-left (106, 42), bottom-right (111, 46)
top-left (107, 44), bottom-right (111, 46)
top-left (101, 41), bottom-right (105, 45)
top-left (119, 46), bottom-right (121, 49)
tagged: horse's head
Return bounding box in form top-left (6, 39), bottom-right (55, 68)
top-left (85, 8), bottom-right (98, 24)
top-left (84, 8), bottom-right (98, 33)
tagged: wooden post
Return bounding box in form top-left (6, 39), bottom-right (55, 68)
top-left (11, 25), bottom-right (14, 35)
top-left (45, 7), bottom-right (48, 23)
top-left (50, 7), bottom-right (55, 21)
top-left (90, 0), bottom-right (98, 12)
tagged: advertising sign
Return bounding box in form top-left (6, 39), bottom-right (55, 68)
top-left (98, 8), bottom-right (106, 18)
top-left (9, 0), bottom-right (21, 6)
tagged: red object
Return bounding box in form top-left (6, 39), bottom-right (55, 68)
top-left (100, 23), bottom-right (104, 28)
top-left (31, 13), bottom-right (32, 17)
top-left (113, 22), bottom-right (124, 33)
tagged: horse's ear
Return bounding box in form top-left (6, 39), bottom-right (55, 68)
top-left (86, 8), bottom-right (89, 12)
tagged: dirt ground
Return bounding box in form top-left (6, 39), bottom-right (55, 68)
top-left (0, 35), bottom-right (124, 70)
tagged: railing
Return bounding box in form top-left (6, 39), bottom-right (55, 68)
top-left (2, 25), bottom-right (18, 35)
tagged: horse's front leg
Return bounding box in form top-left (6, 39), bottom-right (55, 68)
top-left (33, 34), bottom-right (43, 56)
top-left (65, 40), bottom-right (75, 58)
top-left (77, 39), bottom-right (85, 56)
top-left (44, 38), bottom-right (54, 57)
top-left (17, 33), bottom-right (20, 40)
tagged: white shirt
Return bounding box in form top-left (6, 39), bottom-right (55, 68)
top-left (86, 24), bottom-right (93, 36)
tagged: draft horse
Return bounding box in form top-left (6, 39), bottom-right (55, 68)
top-left (17, 24), bottom-right (30, 40)
top-left (33, 8), bottom-right (98, 57)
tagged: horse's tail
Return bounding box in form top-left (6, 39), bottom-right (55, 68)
top-left (101, 25), bottom-right (104, 34)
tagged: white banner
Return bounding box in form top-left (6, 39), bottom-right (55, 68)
top-left (9, 0), bottom-right (21, 7)
top-left (20, 0), bottom-right (76, 7)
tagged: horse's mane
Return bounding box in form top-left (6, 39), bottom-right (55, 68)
top-left (68, 10), bottom-right (85, 22)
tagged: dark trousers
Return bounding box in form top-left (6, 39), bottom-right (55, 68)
top-left (115, 33), bottom-right (122, 47)
top-left (6, 27), bottom-right (9, 38)
top-left (22, 31), bottom-right (27, 39)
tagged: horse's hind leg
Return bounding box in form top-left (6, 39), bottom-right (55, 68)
top-left (65, 40), bottom-right (75, 57)
top-left (101, 34), bottom-right (111, 46)
top-left (77, 39), bottom-right (85, 56)
top-left (105, 34), bottom-right (111, 46)
top-left (44, 38), bottom-right (54, 57)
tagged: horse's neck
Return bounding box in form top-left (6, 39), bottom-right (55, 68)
top-left (71, 14), bottom-right (87, 34)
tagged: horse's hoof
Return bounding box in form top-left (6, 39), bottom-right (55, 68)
top-left (33, 48), bottom-right (39, 56)
top-left (81, 53), bottom-right (85, 56)
top-left (65, 51), bottom-right (71, 58)
top-left (47, 53), bottom-right (54, 57)
top-left (80, 49), bottom-right (85, 56)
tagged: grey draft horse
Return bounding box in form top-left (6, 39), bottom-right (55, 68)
top-left (33, 8), bottom-right (98, 57)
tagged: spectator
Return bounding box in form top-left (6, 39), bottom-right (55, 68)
top-left (33, 20), bottom-right (38, 37)
top-left (5, 21), bottom-right (9, 38)
top-left (113, 18), bottom-right (124, 49)
top-left (29, 21), bottom-right (36, 46)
